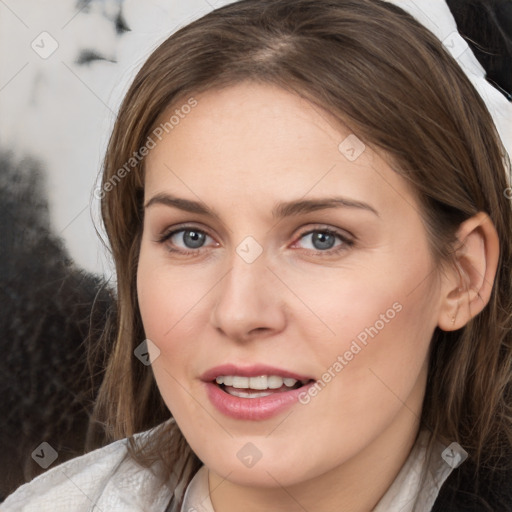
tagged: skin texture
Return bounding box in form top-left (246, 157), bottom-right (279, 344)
top-left (136, 82), bottom-right (498, 512)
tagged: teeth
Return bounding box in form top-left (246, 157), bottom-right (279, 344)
top-left (232, 376), bottom-right (249, 389)
top-left (267, 376), bottom-right (284, 389)
top-left (249, 376), bottom-right (268, 390)
top-left (215, 375), bottom-right (300, 390)
top-left (227, 389), bottom-right (274, 399)
top-left (222, 376), bottom-right (234, 386)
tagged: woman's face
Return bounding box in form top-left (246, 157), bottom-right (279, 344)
top-left (137, 82), bottom-right (445, 490)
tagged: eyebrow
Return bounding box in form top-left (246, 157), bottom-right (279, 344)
top-left (144, 193), bottom-right (379, 219)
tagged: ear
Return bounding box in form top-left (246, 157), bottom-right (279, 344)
top-left (437, 212), bottom-right (500, 331)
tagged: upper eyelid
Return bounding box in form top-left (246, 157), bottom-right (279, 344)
top-left (297, 227), bottom-right (352, 239)
top-left (159, 223), bottom-right (213, 238)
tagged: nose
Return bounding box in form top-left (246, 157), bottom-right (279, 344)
top-left (210, 250), bottom-right (287, 342)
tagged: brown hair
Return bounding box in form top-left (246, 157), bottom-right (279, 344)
top-left (91, 0), bottom-right (512, 508)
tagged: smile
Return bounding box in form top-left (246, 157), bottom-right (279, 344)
top-left (201, 364), bottom-right (315, 419)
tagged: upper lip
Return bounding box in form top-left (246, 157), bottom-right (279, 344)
top-left (201, 364), bottom-right (315, 383)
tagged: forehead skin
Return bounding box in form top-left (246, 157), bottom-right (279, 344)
top-left (144, 82), bottom-right (423, 250)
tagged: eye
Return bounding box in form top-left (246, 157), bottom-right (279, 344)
top-left (294, 228), bottom-right (353, 254)
top-left (156, 225), bottom-right (353, 256)
top-left (157, 227), bottom-right (216, 253)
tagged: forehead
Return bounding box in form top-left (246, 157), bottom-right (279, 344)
top-left (143, 82), bottom-right (418, 218)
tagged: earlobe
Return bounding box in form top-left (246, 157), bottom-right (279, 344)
top-left (438, 212), bottom-right (500, 331)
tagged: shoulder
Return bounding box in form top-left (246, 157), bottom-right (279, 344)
top-left (1, 438), bottom-right (130, 511)
top-left (1, 427), bottom-right (172, 512)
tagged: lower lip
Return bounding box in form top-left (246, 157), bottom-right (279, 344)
top-left (204, 381), bottom-right (315, 421)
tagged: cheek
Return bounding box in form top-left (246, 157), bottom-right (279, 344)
top-left (279, 257), bottom-right (437, 365)
top-left (282, 245), bottom-right (439, 416)
top-left (298, 286), bottom-right (432, 419)
top-left (137, 245), bottom-right (214, 344)
top-left (137, 250), bottom-right (209, 422)
top-left (136, 243), bottom-right (223, 411)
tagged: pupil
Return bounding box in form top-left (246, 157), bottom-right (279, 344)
top-left (313, 231), bottom-right (335, 250)
top-left (184, 230), bottom-right (205, 248)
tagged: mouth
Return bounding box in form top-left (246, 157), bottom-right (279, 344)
top-left (213, 375), bottom-right (315, 398)
top-left (201, 364), bottom-right (316, 419)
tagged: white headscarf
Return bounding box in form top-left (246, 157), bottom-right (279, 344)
top-left (385, 0), bottom-right (512, 165)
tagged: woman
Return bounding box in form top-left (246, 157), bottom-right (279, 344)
top-left (3, 0), bottom-right (511, 510)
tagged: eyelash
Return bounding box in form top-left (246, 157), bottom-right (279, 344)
top-left (156, 225), bottom-right (354, 257)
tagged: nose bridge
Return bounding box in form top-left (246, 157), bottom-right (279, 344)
top-left (210, 243), bottom-right (286, 339)
top-left (221, 232), bottom-right (270, 299)
top-left (228, 247), bottom-right (268, 297)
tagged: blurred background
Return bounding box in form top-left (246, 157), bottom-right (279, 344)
top-left (0, 0), bottom-right (237, 277)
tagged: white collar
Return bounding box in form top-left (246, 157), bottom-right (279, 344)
top-left (182, 431), bottom-right (455, 512)
top-left (2, 427), bottom-right (455, 511)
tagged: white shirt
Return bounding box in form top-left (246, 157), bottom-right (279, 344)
top-left (2, 427), bottom-right (454, 512)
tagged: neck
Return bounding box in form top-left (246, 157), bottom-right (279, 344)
top-left (208, 385), bottom-right (425, 512)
